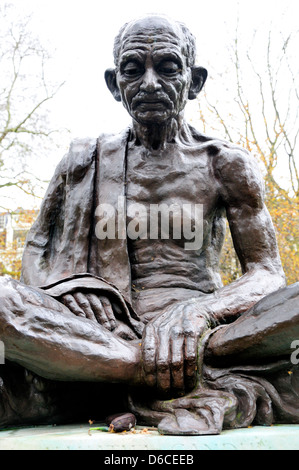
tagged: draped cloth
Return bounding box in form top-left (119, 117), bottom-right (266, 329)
top-left (5, 128), bottom-right (298, 434)
top-left (21, 129), bottom-right (132, 297)
top-left (128, 282), bottom-right (299, 435)
top-left (20, 129), bottom-right (142, 337)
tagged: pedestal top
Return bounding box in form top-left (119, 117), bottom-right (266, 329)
top-left (1, 423), bottom-right (299, 450)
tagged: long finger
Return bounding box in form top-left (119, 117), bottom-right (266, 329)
top-left (73, 292), bottom-right (97, 322)
top-left (62, 294), bottom-right (86, 317)
top-left (87, 294), bottom-right (111, 330)
top-left (182, 314), bottom-right (199, 391)
top-left (156, 329), bottom-right (171, 394)
top-left (170, 331), bottom-right (185, 395)
top-left (142, 323), bottom-right (157, 388)
top-left (99, 296), bottom-right (117, 330)
top-left (184, 334), bottom-right (198, 391)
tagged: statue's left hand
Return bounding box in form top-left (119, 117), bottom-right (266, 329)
top-left (61, 292), bottom-right (117, 331)
top-left (142, 300), bottom-right (212, 396)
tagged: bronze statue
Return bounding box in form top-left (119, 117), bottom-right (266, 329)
top-left (0, 14), bottom-right (298, 435)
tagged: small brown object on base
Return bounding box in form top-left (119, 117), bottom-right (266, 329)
top-left (105, 412), bottom-right (137, 432)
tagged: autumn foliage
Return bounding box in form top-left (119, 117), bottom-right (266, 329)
top-left (219, 162), bottom-right (298, 287)
top-left (200, 27), bottom-right (299, 286)
top-left (0, 9), bottom-right (297, 287)
top-left (0, 209), bottom-right (37, 278)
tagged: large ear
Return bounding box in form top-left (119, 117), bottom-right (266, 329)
top-left (188, 66), bottom-right (208, 100)
top-left (104, 68), bottom-right (122, 102)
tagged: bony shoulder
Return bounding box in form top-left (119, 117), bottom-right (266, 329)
top-left (210, 139), bottom-right (260, 177)
top-left (206, 139), bottom-right (265, 205)
top-left (191, 130), bottom-right (251, 162)
top-left (205, 137), bottom-right (250, 160)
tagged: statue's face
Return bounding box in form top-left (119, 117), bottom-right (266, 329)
top-left (116, 18), bottom-right (192, 125)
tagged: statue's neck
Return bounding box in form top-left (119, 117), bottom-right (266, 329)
top-left (131, 115), bottom-right (185, 151)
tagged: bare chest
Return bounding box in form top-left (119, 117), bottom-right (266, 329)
top-left (126, 145), bottom-right (218, 213)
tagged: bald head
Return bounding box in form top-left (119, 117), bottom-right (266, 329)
top-left (105, 13), bottom-right (207, 121)
top-left (113, 14), bottom-right (197, 68)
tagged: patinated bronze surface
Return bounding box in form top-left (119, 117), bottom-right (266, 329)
top-left (0, 14), bottom-right (298, 435)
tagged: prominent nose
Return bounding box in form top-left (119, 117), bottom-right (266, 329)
top-left (140, 67), bottom-right (162, 93)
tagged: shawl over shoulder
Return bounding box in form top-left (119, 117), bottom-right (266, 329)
top-left (21, 128), bottom-right (135, 306)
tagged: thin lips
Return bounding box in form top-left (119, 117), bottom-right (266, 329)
top-left (141, 99), bottom-right (162, 103)
top-left (133, 95), bottom-right (171, 108)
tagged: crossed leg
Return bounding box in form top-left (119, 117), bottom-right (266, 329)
top-left (0, 276), bottom-right (143, 385)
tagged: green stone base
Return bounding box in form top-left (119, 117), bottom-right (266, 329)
top-left (1, 424), bottom-right (299, 450)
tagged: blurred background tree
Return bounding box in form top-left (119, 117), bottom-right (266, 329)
top-left (0, 3), bottom-right (297, 285)
top-left (0, 3), bottom-right (64, 202)
top-left (0, 2), bottom-right (65, 277)
top-left (197, 19), bottom-right (298, 285)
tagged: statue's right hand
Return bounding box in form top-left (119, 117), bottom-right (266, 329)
top-left (61, 292), bottom-right (117, 331)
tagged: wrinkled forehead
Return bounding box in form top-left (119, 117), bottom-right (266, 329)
top-left (119, 17), bottom-right (186, 57)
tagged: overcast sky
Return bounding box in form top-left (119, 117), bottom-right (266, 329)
top-left (10, 0), bottom-right (298, 134)
top-left (2, 0), bottom-right (299, 208)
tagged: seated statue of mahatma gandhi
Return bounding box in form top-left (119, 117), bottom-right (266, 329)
top-left (0, 14), bottom-right (299, 435)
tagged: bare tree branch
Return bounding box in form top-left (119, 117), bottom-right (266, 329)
top-left (0, 3), bottom-right (66, 201)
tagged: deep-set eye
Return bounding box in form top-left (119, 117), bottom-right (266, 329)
top-left (122, 61), bottom-right (144, 77)
top-left (158, 61), bottom-right (181, 76)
